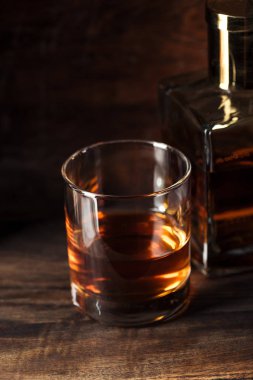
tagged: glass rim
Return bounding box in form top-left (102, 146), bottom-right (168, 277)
top-left (61, 139), bottom-right (191, 199)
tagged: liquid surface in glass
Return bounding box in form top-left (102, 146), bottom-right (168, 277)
top-left (66, 211), bottom-right (190, 301)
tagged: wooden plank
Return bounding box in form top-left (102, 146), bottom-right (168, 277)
top-left (0, 220), bottom-right (253, 379)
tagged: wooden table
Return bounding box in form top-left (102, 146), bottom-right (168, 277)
top-left (1, 219), bottom-right (253, 380)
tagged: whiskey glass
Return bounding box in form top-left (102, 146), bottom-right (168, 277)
top-left (62, 140), bottom-right (191, 326)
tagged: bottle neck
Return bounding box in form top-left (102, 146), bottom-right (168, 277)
top-left (208, 24), bottom-right (253, 90)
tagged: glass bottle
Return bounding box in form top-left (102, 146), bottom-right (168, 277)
top-left (159, 0), bottom-right (253, 275)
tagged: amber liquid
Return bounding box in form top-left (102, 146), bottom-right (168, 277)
top-left (210, 152), bottom-right (253, 268)
top-left (193, 150), bottom-right (253, 272)
top-left (66, 212), bottom-right (190, 305)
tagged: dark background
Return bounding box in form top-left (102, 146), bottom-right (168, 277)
top-left (1, 0), bottom-right (206, 221)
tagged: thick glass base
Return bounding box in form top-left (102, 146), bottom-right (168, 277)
top-left (70, 279), bottom-right (190, 327)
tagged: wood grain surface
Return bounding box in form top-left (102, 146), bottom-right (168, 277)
top-left (0, 220), bottom-right (253, 380)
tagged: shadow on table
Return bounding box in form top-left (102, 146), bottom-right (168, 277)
top-left (187, 268), bottom-right (253, 316)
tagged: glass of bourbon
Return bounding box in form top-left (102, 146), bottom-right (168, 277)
top-left (62, 140), bottom-right (191, 326)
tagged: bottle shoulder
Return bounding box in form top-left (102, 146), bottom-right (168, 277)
top-left (161, 71), bottom-right (253, 130)
top-left (160, 72), bottom-right (253, 173)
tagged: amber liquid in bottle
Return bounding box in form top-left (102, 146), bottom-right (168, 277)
top-left (159, 0), bottom-right (253, 275)
top-left (160, 77), bottom-right (253, 274)
top-left (66, 211), bottom-right (190, 304)
top-left (208, 150), bottom-right (253, 265)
